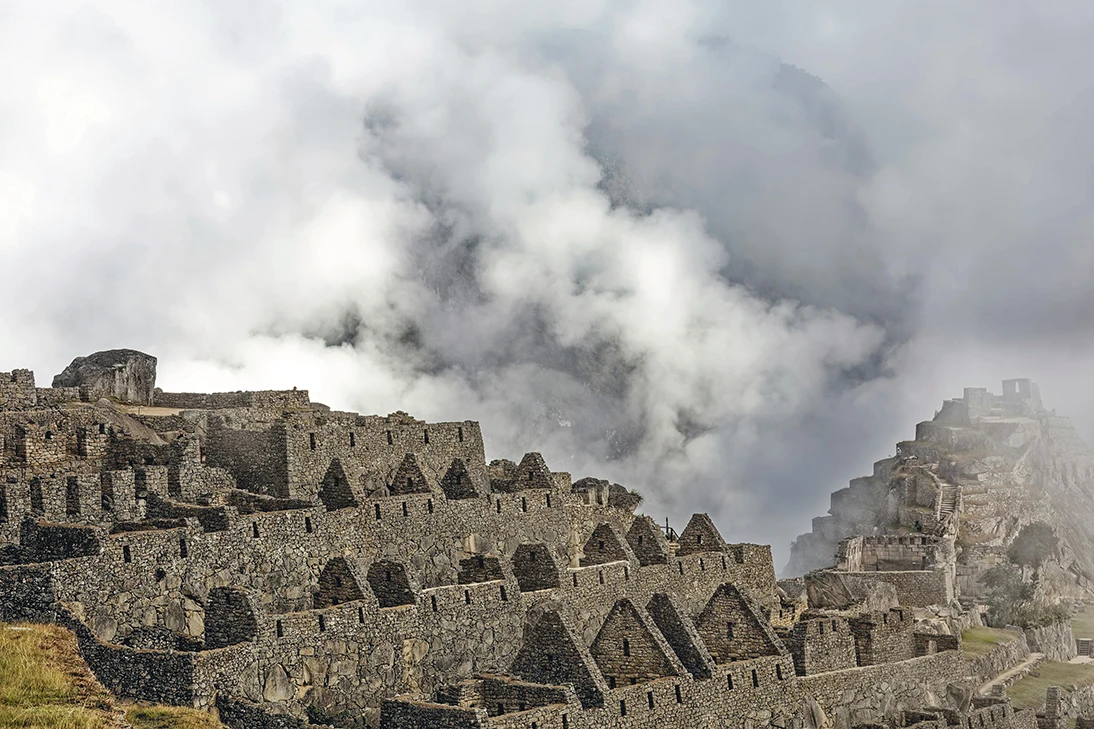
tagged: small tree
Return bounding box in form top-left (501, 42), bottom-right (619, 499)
top-left (982, 563), bottom-right (1033, 626)
top-left (1007, 522), bottom-right (1058, 569)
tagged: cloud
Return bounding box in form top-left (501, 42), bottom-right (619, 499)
top-left (2, 1), bottom-right (1091, 571)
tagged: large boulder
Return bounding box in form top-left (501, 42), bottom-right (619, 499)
top-left (52, 349), bottom-right (157, 405)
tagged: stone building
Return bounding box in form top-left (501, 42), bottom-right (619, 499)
top-left (0, 351), bottom-right (1039, 729)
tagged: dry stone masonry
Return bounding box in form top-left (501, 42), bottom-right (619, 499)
top-left (0, 351), bottom-right (1056, 728)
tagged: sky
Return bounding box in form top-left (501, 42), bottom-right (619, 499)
top-left (2, 1), bottom-right (1093, 573)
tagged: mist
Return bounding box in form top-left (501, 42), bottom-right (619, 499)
top-left (2, 1), bottom-right (1093, 571)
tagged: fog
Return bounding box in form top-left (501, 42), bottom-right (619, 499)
top-left (2, 1), bottom-right (1092, 571)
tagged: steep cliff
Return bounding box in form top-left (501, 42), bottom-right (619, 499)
top-left (786, 380), bottom-right (1094, 604)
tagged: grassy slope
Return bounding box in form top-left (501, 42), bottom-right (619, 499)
top-left (1072, 606), bottom-right (1094, 639)
top-left (1007, 661), bottom-right (1094, 710)
top-left (0, 623), bottom-right (224, 729)
top-left (961, 626), bottom-right (1021, 657)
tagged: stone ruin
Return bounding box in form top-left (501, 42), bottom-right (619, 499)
top-left (0, 351), bottom-right (1053, 729)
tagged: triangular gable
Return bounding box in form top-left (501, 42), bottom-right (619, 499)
top-left (694, 583), bottom-right (784, 664)
top-left (439, 458), bottom-right (479, 500)
top-left (646, 592), bottom-right (716, 679)
top-left (314, 557), bottom-right (365, 608)
top-left (589, 598), bottom-right (682, 687)
top-left (318, 458), bottom-right (358, 511)
top-left (626, 516), bottom-right (670, 566)
top-left (580, 523), bottom-right (630, 567)
top-left (676, 513), bottom-right (726, 556)
top-left (510, 609), bottom-right (606, 708)
top-left (390, 453), bottom-right (432, 495)
top-left (515, 452), bottom-right (554, 490)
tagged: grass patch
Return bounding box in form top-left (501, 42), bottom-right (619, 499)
top-left (0, 623), bottom-right (224, 729)
top-left (1072, 606), bottom-right (1094, 639)
top-left (1007, 661), bottom-right (1094, 709)
top-left (0, 623), bottom-right (119, 728)
top-left (961, 626), bottom-right (1020, 656)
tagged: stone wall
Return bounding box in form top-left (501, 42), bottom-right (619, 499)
top-left (849, 609), bottom-right (915, 666)
top-left (1024, 621), bottom-right (1076, 662)
top-left (153, 390), bottom-right (312, 410)
top-left (783, 615), bottom-right (857, 675)
top-left (806, 568), bottom-right (952, 608)
top-left (0, 369), bottom-right (37, 411)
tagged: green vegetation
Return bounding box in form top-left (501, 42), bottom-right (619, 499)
top-left (982, 560), bottom-right (1069, 628)
top-left (1007, 661), bottom-right (1094, 709)
top-left (960, 626), bottom-right (1020, 656)
top-left (1007, 522), bottom-right (1059, 569)
top-left (0, 623), bottom-right (223, 729)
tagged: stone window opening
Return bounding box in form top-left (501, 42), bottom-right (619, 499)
top-left (496, 499), bottom-right (502, 514)
top-left (349, 432), bottom-right (356, 447)
top-left (179, 538), bottom-right (188, 558)
top-left (776, 664), bottom-right (784, 680)
top-left (401, 501), bottom-right (408, 517)
top-left (427, 499), bottom-right (434, 514)
top-left (500, 585), bottom-right (508, 601)
top-left (727, 673), bottom-right (734, 689)
top-left (721, 556), bottom-right (727, 570)
top-left (309, 433), bottom-right (316, 450)
top-left (423, 429), bottom-right (429, 444)
top-left (406, 477), bottom-right (413, 490)
top-left (276, 620), bottom-right (284, 637)
top-left (545, 494), bottom-right (552, 507)
top-left (521, 497), bottom-right (527, 512)
top-left (598, 540), bottom-right (605, 552)
top-left (637, 535), bottom-right (644, 546)
top-left (622, 638), bottom-right (630, 657)
top-left (386, 430), bottom-right (393, 445)
top-left (619, 699), bottom-right (626, 717)
top-left (318, 615), bottom-right (326, 632)
top-left (819, 622), bottom-right (824, 635)
top-left (430, 595), bottom-right (438, 612)
top-left (305, 517), bottom-right (313, 533)
top-left (623, 566), bottom-right (629, 581)
top-left (252, 522), bottom-right (259, 538)
top-left (831, 620), bottom-right (837, 631)
top-left (527, 470), bottom-right (534, 481)
top-left (608, 676), bottom-right (616, 689)
top-left (464, 590), bottom-right (471, 604)
top-left (45, 431), bottom-right (53, 442)
top-left (726, 622), bottom-right (734, 639)
top-left (497, 703), bottom-right (505, 715)
top-left (677, 562), bottom-right (684, 575)
top-left (674, 685), bottom-right (682, 704)
top-left (386, 570), bottom-right (392, 582)
top-left (65, 477), bottom-right (80, 517)
top-left (122, 545), bottom-right (131, 563)
top-left (572, 574), bottom-right (578, 587)
top-left (562, 714), bottom-right (569, 729)
top-left (647, 691), bottom-right (654, 709)
top-left (98, 423), bottom-right (106, 435)
top-left (696, 534), bottom-right (703, 545)
top-left (883, 613), bottom-right (888, 624)
top-left (700, 559), bottom-right (705, 571)
top-left (358, 606), bottom-right (365, 624)
top-left (751, 669), bottom-right (758, 687)
top-left (334, 576), bottom-right (343, 588)
top-left (598, 570), bottom-right (604, 585)
top-left (375, 504), bottom-right (381, 520)
top-left (457, 426), bottom-right (463, 442)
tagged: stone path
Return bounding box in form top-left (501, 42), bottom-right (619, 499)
top-left (978, 652), bottom-right (1044, 696)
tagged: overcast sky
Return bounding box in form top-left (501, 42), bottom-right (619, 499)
top-left (2, 2), bottom-right (1092, 572)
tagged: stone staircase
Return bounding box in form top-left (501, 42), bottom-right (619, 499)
top-left (936, 485), bottom-right (959, 535)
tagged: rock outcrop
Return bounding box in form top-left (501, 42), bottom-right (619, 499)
top-left (52, 349), bottom-right (157, 405)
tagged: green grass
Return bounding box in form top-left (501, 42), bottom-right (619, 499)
top-left (961, 626), bottom-right (1020, 657)
top-left (0, 623), bottom-right (225, 729)
top-left (1072, 606), bottom-right (1094, 639)
top-left (1007, 661), bottom-right (1094, 709)
top-left (0, 623), bottom-right (118, 728)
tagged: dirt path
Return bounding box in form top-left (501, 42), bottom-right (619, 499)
top-left (979, 651), bottom-right (1045, 696)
